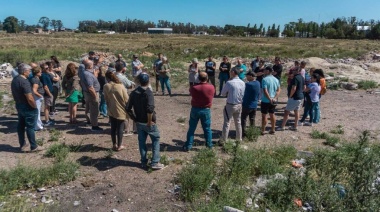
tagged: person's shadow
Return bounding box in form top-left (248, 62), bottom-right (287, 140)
top-left (77, 156), bottom-right (143, 171)
top-left (0, 144), bottom-right (22, 153)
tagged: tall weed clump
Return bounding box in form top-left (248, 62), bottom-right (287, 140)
top-left (263, 131), bottom-right (380, 211)
top-left (176, 149), bottom-right (217, 202)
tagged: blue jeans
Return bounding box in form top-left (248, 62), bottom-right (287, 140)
top-left (136, 122), bottom-right (161, 165)
top-left (159, 76), bottom-right (171, 95)
top-left (311, 102), bottom-right (320, 123)
top-left (300, 101), bottom-right (320, 123)
top-left (99, 91), bottom-right (107, 116)
top-left (16, 103), bottom-right (38, 150)
top-left (185, 107), bottom-right (212, 150)
top-left (219, 72), bottom-right (229, 93)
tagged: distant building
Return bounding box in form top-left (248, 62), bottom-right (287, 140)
top-left (356, 26), bottom-right (371, 31)
top-left (193, 31), bottom-right (208, 35)
top-left (35, 28), bottom-right (43, 34)
top-left (148, 28), bottom-right (173, 34)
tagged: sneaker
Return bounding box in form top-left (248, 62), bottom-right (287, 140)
top-left (123, 133), bottom-right (133, 137)
top-left (49, 112), bottom-right (54, 116)
top-left (44, 121), bottom-right (55, 127)
top-left (91, 126), bottom-right (103, 132)
top-left (297, 121), bottom-right (304, 126)
top-left (21, 145), bottom-right (29, 152)
top-left (288, 126), bottom-right (298, 131)
top-left (151, 163), bottom-right (165, 170)
top-left (304, 122), bottom-right (313, 126)
top-left (31, 146), bottom-right (44, 152)
top-left (276, 127), bottom-right (285, 131)
top-left (182, 146), bottom-right (190, 152)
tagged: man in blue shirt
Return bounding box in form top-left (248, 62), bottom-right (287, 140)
top-left (241, 71), bottom-right (260, 137)
top-left (235, 58), bottom-right (247, 81)
top-left (261, 66), bottom-right (281, 135)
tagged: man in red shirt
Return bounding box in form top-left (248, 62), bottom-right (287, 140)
top-left (183, 72), bottom-right (215, 151)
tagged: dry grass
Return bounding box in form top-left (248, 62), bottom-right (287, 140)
top-left (1, 33), bottom-right (380, 66)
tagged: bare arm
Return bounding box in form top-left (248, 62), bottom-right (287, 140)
top-left (32, 84), bottom-right (43, 98)
top-left (289, 85), bottom-right (297, 98)
top-left (88, 86), bottom-right (97, 99)
top-left (43, 85), bottom-right (53, 97)
top-left (25, 93), bottom-right (37, 108)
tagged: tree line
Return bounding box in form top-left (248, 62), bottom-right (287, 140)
top-left (2, 15), bottom-right (380, 39)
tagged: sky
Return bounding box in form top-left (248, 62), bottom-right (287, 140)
top-left (1, 0), bottom-right (379, 29)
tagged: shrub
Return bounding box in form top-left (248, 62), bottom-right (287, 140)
top-left (358, 80), bottom-right (378, 89)
top-left (49, 128), bottom-right (61, 142)
top-left (244, 126), bottom-right (261, 142)
top-left (177, 149), bottom-right (216, 202)
top-left (310, 130), bottom-right (329, 139)
top-left (0, 161), bottom-right (79, 196)
top-left (330, 125), bottom-right (345, 134)
top-left (44, 143), bottom-right (70, 162)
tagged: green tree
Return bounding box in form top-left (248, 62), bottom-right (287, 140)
top-left (39, 16), bottom-right (50, 30)
top-left (56, 20), bottom-right (63, 31)
top-left (50, 19), bottom-right (57, 31)
top-left (3, 16), bottom-right (20, 33)
top-left (324, 28), bottom-right (337, 39)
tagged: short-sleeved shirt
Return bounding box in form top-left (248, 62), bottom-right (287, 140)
top-left (219, 62), bottom-right (231, 74)
top-left (40, 72), bottom-right (53, 96)
top-left (30, 76), bottom-right (45, 97)
top-left (273, 64), bottom-right (283, 82)
top-left (153, 59), bottom-right (163, 75)
top-left (261, 75), bottom-right (280, 103)
top-left (290, 74), bottom-right (305, 100)
top-left (132, 60), bottom-right (143, 77)
top-left (205, 61), bottom-right (216, 76)
top-left (308, 82), bottom-right (321, 102)
top-left (190, 83), bottom-right (215, 108)
top-left (242, 80), bottom-right (260, 109)
top-left (50, 72), bottom-right (60, 88)
top-left (236, 64), bottom-right (247, 80)
top-left (83, 70), bottom-right (100, 92)
top-left (11, 75), bottom-right (32, 105)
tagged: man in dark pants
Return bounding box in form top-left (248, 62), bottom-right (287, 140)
top-left (183, 72), bottom-right (215, 151)
top-left (11, 63), bottom-right (43, 152)
top-left (205, 55), bottom-right (216, 95)
top-left (241, 71), bottom-right (260, 137)
top-left (126, 74), bottom-right (165, 170)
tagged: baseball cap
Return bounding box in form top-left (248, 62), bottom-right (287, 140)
top-left (138, 73), bottom-right (149, 84)
top-left (265, 66), bottom-right (273, 72)
top-left (108, 62), bottom-right (115, 68)
top-left (133, 54), bottom-right (139, 58)
top-left (89, 51), bottom-right (95, 55)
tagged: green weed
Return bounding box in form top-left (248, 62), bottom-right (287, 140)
top-left (176, 117), bottom-right (186, 123)
top-left (330, 125), bottom-right (345, 134)
top-left (310, 130), bottom-right (329, 139)
top-left (0, 161), bottom-right (79, 196)
top-left (48, 128), bottom-right (61, 142)
top-left (323, 135), bottom-right (340, 147)
top-left (244, 126), bottom-right (261, 142)
top-left (160, 154), bottom-right (170, 166)
top-left (44, 143), bottom-right (70, 162)
top-left (358, 80), bottom-right (378, 89)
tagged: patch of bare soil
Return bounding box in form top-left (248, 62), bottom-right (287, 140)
top-left (1, 75), bottom-right (380, 211)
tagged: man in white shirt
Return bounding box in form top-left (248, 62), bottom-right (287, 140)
top-left (219, 67), bottom-right (246, 145)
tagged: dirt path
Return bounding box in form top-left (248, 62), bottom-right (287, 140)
top-left (1, 81), bottom-right (380, 211)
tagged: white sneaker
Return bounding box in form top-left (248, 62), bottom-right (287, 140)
top-left (151, 163), bottom-right (165, 170)
top-left (297, 121), bottom-right (304, 126)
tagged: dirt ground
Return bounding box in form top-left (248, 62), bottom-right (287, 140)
top-left (1, 75), bottom-right (380, 211)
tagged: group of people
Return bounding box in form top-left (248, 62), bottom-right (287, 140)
top-left (183, 56), bottom-right (327, 151)
top-left (11, 52), bottom-right (326, 170)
